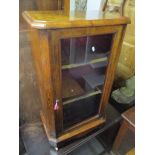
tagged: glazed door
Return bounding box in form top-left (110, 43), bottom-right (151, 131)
top-left (51, 26), bottom-right (124, 132)
top-left (61, 33), bottom-right (113, 130)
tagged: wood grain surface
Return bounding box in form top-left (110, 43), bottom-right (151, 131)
top-left (22, 10), bottom-right (130, 29)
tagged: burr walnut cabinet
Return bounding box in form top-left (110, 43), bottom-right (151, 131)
top-left (23, 10), bottom-right (130, 148)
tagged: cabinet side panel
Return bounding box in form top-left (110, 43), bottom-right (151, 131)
top-left (99, 25), bottom-right (127, 114)
top-left (29, 29), bottom-right (56, 137)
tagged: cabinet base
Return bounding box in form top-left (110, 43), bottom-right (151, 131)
top-left (40, 111), bottom-right (105, 148)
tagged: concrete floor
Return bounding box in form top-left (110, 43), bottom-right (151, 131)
top-left (21, 123), bottom-right (114, 155)
top-left (23, 137), bottom-right (113, 155)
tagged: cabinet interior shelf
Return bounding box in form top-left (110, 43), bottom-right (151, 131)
top-left (63, 89), bottom-right (102, 105)
top-left (62, 57), bottom-right (108, 70)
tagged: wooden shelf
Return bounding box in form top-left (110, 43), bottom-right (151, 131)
top-left (62, 76), bottom-right (85, 99)
top-left (63, 89), bottom-right (101, 105)
top-left (62, 57), bottom-right (108, 70)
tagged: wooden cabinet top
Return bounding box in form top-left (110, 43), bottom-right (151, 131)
top-left (23, 10), bottom-right (130, 29)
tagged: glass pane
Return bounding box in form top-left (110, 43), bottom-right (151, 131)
top-left (61, 34), bottom-right (114, 130)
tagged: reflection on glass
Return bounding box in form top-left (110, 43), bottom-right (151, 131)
top-left (61, 34), bottom-right (113, 129)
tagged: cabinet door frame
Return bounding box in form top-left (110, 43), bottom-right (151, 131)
top-left (49, 25), bottom-right (126, 135)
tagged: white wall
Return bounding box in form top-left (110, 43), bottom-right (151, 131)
top-left (70, 0), bottom-right (106, 11)
top-left (87, 0), bottom-right (106, 11)
top-left (70, 0), bottom-right (75, 11)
